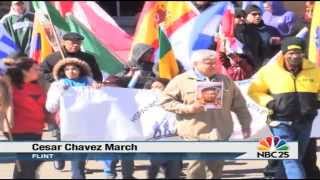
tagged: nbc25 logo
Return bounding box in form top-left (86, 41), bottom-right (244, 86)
top-left (257, 136), bottom-right (290, 159)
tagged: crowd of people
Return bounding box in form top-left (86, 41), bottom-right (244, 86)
top-left (0, 1), bottom-right (319, 179)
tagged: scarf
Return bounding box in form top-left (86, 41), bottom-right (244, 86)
top-left (62, 77), bottom-right (89, 87)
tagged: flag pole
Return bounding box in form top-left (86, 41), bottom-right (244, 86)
top-left (37, 10), bottom-right (66, 60)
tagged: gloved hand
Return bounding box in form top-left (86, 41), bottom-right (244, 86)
top-left (217, 52), bottom-right (231, 68)
top-left (266, 100), bottom-right (276, 110)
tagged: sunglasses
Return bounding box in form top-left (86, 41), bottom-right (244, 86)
top-left (236, 15), bottom-right (245, 18)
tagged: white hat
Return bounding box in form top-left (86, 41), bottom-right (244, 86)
top-left (191, 49), bottom-right (216, 64)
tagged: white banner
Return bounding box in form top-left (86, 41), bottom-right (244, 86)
top-left (59, 84), bottom-right (273, 141)
top-left (59, 81), bottom-right (320, 142)
top-left (60, 87), bottom-right (177, 141)
top-left (231, 80), bottom-right (272, 140)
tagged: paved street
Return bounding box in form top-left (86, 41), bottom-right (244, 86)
top-left (0, 159), bottom-right (268, 179)
top-left (0, 131), bottom-right (319, 179)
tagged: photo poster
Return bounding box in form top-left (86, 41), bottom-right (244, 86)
top-left (196, 81), bottom-right (224, 110)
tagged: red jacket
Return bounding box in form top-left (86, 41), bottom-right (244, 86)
top-left (217, 52), bottom-right (254, 81)
top-left (12, 82), bottom-right (46, 135)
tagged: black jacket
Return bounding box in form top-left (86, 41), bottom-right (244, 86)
top-left (41, 50), bottom-right (103, 83)
top-left (234, 23), bottom-right (264, 70)
top-left (253, 21), bottom-right (282, 64)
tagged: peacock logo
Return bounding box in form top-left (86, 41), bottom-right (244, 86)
top-left (257, 136), bottom-right (290, 158)
top-left (258, 136), bottom-right (289, 151)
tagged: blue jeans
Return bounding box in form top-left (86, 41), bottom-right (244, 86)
top-left (103, 159), bottom-right (134, 178)
top-left (270, 119), bottom-right (313, 179)
top-left (103, 160), bottom-right (117, 177)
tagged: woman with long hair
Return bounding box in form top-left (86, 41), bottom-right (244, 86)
top-left (3, 57), bottom-right (46, 179)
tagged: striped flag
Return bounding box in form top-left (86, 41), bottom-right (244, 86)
top-left (177, 2), bottom-right (227, 71)
top-left (132, 1), bottom-right (198, 63)
top-left (50, 1), bottom-right (132, 64)
top-left (32, 1), bottom-right (125, 74)
top-left (158, 26), bottom-right (179, 79)
top-left (66, 15), bottom-right (124, 75)
top-left (216, 3), bottom-right (243, 55)
top-left (0, 23), bottom-right (18, 59)
top-left (29, 12), bottom-right (54, 63)
top-left (190, 2), bottom-right (228, 52)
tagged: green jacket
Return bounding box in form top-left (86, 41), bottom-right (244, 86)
top-left (1, 11), bottom-right (34, 56)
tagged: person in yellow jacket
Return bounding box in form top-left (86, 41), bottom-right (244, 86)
top-left (248, 37), bottom-right (320, 179)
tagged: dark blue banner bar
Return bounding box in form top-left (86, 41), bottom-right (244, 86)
top-left (0, 153), bottom-right (245, 161)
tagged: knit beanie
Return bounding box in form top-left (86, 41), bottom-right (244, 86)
top-left (281, 37), bottom-right (304, 54)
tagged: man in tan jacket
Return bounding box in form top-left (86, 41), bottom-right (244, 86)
top-left (161, 49), bottom-right (252, 179)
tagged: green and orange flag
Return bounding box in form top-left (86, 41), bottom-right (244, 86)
top-left (158, 26), bottom-right (179, 79)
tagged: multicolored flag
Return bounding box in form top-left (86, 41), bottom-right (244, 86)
top-left (131, 1), bottom-right (198, 63)
top-left (32, 1), bottom-right (125, 74)
top-left (0, 23), bottom-right (18, 59)
top-left (29, 12), bottom-right (54, 63)
top-left (189, 2), bottom-right (228, 52)
top-left (50, 1), bottom-right (132, 64)
top-left (158, 26), bottom-right (179, 79)
top-left (185, 2), bottom-right (228, 72)
top-left (216, 3), bottom-right (243, 55)
top-left (66, 16), bottom-right (124, 75)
